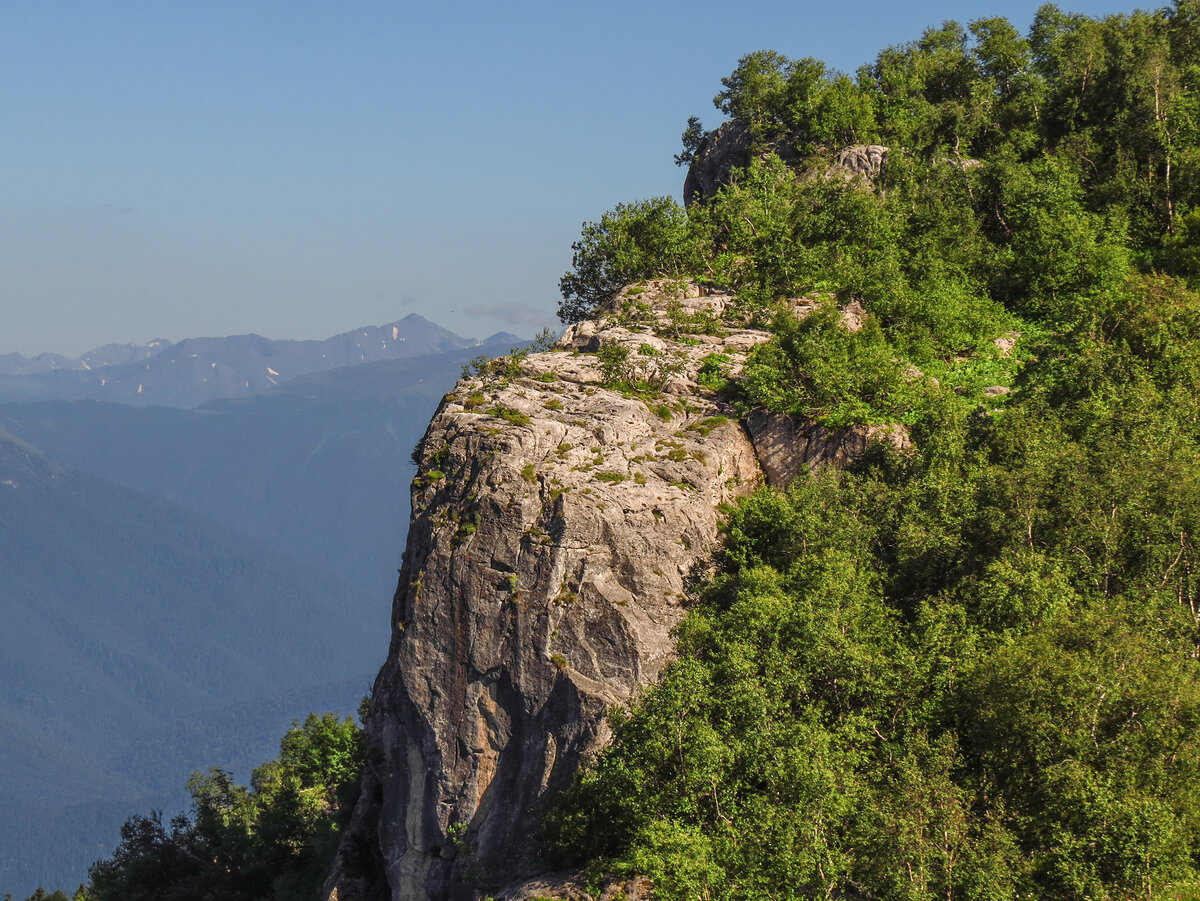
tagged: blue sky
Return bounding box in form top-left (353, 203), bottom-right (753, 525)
top-left (2, 0), bottom-right (1139, 357)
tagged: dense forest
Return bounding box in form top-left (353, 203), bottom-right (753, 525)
top-left (546, 2), bottom-right (1200, 900)
top-left (56, 2), bottom-right (1200, 900)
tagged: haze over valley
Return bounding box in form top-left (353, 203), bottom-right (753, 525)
top-left (0, 316), bottom-right (525, 894)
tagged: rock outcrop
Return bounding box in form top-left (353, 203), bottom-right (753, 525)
top-left (825, 144), bottom-right (889, 182)
top-left (682, 119), bottom-right (757, 204)
top-left (326, 282), bottom-right (767, 901)
top-left (682, 116), bottom-right (889, 205)
top-left (325, 282), bottom-right (905, 901)
top-left (745, 410), bottom-right (910, 487)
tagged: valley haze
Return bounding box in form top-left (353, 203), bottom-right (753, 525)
top-left (0, 315), bottom-right (529, 895)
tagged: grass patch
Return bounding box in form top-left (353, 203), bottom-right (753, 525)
top-left (487, 405), bottom-right (532, 426)
top-left (688, 414), bottom-right (730, 436)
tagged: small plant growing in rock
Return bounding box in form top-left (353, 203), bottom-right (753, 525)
top-left (529, 327), bottom-right (557, 352)
top-left (597, 341), bottom-right (632, 385)
top-left (487, 405), bottom-right (532, 426)
top-left (688, 414), bottom-right (729, 435)
top-left (697, 353), bottom-right (731, 392)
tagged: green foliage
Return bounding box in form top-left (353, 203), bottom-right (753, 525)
top-left (549, 363), bottom-right (1200, 894)
top-left (558, 198), bottom-right (707, 324)
top-left (595, 339), bottom-right (686, 398)
top-left (86, 712), bottom-right (364, 901)
top-left (714, 51), bottom-right (878, 150)
top-left (695, 354), bottom-right (731, 392)
top-left (741, 303), bottom-right (924, 426)
top-left (555, 1), bottom-right (1200, 426)
top-left (529, 327), bottom-right (557, 352)
top-left (674, 115), bottom-right (706, 168)
top-left (486, 405), bottom-right (531, 427)
top-left (547, 16), bottom-right (1200, 880)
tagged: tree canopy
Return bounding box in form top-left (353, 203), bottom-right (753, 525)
top-left (549, 5), bottom-right (1200, 899)
top-left (82, 711), bottom-right (364, 901)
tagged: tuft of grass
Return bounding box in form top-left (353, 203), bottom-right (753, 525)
top-left (487, 405), bottom-right (531, 426)
top-left (648, 402), bottom-right (673, 421)
top-left (688, 414), bottom-right (730, 436)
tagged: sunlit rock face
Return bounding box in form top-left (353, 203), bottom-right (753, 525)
top-left (324, 281), bottom-right (901, 901)
top-left (325, 281), bottom-right (764, 901)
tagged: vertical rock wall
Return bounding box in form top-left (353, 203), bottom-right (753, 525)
top-left (323, 281), bottom-right (913, 901)
top-left (326, 284), bottom-right (767, 900)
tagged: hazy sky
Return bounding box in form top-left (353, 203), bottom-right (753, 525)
top-left (2, 0), bottom-right (1139, 357)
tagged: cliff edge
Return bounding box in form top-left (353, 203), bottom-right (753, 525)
top-left (324, 282), bottom-right (884, 901)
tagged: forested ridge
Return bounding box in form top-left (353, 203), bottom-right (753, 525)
top-left (49, 3), bottom-right (1200, 900)
top-left (546, 3), bottom-right (1200, 900)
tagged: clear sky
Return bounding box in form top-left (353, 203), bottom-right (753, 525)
top-left (1, 0), bottom-right (1141, 357)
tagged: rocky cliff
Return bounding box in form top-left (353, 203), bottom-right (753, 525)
top-left (681, 119), bottom-right (889, 205)
top-left (325, 282), bottom-right (891, 901)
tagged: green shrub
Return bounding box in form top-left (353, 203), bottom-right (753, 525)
top-left (558, 197), bottom-right (707, 324)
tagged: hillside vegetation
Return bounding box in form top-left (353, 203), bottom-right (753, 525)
top-left (61, 4), bottom-right (1200, 900)
top-left (547, 4), bottom-right (1200, 900)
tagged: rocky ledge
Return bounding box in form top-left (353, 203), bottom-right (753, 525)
top-left (325, 281), bottom-right (902, 901)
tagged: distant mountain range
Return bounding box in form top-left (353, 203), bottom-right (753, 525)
top-left (0, 427), bottom-right (383, 891)
top-left (0, 317), bottom-right (532, 894)
top-left (0, 314), bottom-right (522, 407)
top-left (0, 342), bottom-right (517, 599)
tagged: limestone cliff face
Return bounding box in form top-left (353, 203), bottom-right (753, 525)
top-left (325, 283), bottom-right (897, 901)
top-left (326, 283), bottom-right (766, 901)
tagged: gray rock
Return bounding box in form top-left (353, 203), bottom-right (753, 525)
top-left (745, 410), bottom-right (911, 486)
top-left (324, 281), bottom-right (912, 901)
top-left (994, 331), bottom-right (1020, 357)
top-left (683, 119), bottom-right (756, 204)
top-left (682, 115), bottom-right (892, 205)
top-left (825, 144), bottom-right (890, 181)
top-left (839, 298), bottom-right (866, 333)
top-left (325, 282), bottom-right (764, 901)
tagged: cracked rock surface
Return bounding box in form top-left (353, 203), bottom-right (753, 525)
top-left (325, 282), bottom-right (766, 901)
top-left (323, 281), bottom-right (910, 901)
